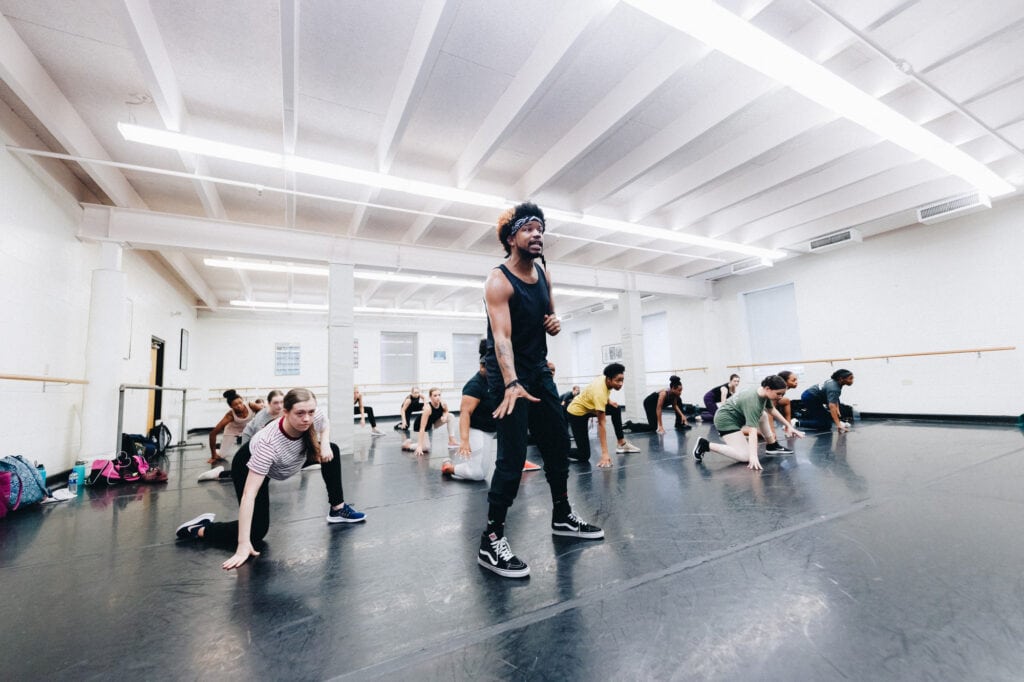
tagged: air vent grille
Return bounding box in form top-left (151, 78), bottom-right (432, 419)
top-left (917, 192), bottom-right (990, 224)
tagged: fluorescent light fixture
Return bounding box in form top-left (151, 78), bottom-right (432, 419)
top-left (355, 306), bottom-right (486, 319)
top-left (354, 270), bottom-right (483, 288)
top-left (556, 287), bottom-right (619, 300)
top-left (119, 122), bottom-right (510, 209)
top-left (623, 0), bottom-right (1015, 198)
top-left (546, 208), bottom-right (785, 260)
top-left (119, 123), bottom-right (786, 260)
top-left (207, 259), bottom-right (617, 299)
top-left (230, 300), bottom-right (328, 311)
top-left (206, 258), bottom-right (329, 276)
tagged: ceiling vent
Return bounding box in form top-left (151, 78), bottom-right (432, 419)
top-left (917, 192), bottom-right (991, 225)
top-left (589, 302), bottom-right (614, 314)
top-left (806, 228), bottom-right (862, 253)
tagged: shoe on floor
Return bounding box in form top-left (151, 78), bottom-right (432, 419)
top-left (765, 442), bottom-right (794, 455)
top-left (441, 459), bottom-right (455, 476)
top-left (370, 429), bottom-right (385, 436)
top-left (551, 510), bottom-right (604, 539)
top-left (522, 460), bottom-right (541, 471)
top-left (616, 441), bottom-right (641, 454)
top-left (176, 513), bottom-right (214, 540)
top-left (326, 502), bottom-right (366, 523)
top-left (675, 423), bottom-right (692, 430)
top-left (197, 466), bottom-right (225, 482)
top-left (478, 532), bottom-right (530, 578)
top-left (693, 437), bottom-right (710, 462)
top-left (302, 462), bottom-right (322, 471)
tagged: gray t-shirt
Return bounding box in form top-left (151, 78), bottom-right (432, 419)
top-left (240, 408), bottom-right (276, 444)
top-left (804, 379), bottom-right (843, 406)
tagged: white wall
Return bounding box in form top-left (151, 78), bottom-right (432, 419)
top-left (557, 197), bottom-right (1024, 416)
top-left (0, 150), bottom-right (198, 473)
top-left (188, 312), bottom-right (486, 424)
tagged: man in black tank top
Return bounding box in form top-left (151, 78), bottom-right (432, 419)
top-left (476, 202), bottom-right (604, 579)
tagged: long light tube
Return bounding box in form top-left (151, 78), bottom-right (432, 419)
top-left (206, 258), bottom-right (618, 298)
top-left (623, 0), bottom-right (1015, 198)
top-left (119, 122), bottom-right (786, 260)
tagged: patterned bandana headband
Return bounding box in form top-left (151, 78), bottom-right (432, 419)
top-left (508, 215), bottom-right (544, 239)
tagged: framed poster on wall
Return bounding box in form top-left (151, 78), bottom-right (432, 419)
top-left (601, 343), bottom-right (623, 364)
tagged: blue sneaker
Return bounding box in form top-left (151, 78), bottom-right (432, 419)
top-left (327, 503), bottom-right (366, 524)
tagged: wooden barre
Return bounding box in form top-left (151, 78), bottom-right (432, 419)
top-left (852, 346), bottom-right (1015, 360)
top-left (727, 346), bottom-right (1016, 368)
top-left (727, 358), bottom-right (850, 369)
top-left (0, 373), bottom-right (88, 385)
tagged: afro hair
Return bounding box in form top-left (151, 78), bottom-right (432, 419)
top-left (496, 202), bottom-right (545, 256)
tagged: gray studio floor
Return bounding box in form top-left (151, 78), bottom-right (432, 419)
top-left (2, 418), bottom-right (1024, 680)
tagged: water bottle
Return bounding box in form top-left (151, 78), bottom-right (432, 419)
top-left (68, 469), bottom-right (78, 495)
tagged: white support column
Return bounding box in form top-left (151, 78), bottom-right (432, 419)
top-left (618, 290), bottom-right (646, 422)
top-left (328, 262), bottom-right (355, 455)
top-left (80, 242), bottom-right (126, 459)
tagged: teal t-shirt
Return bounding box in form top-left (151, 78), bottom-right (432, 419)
top-left (713, 388), bottom-right (770, 432)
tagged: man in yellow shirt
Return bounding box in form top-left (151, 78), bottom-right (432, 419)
top-left (567, 363), bottom-right (640, 468)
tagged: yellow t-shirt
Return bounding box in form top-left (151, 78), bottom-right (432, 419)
top-left (567, 375), bottom-right (611, 416)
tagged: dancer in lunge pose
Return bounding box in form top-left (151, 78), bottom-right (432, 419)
top-left (693, 376), bottom-right (804, 471)
top-left (176, 388), bottom-right (366, 570)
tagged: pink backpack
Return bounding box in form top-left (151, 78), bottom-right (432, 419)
top-left (86, 452), bottom-right (149, 486)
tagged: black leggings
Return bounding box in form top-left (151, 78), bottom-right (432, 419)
top-left (567, 405), bottom-right (624, 462)
top-left (202, 441), bottom-right (346, 547)
top-left (354, 405), bottom-right (376, 428)
top-left (628, 394), bottom-right (685, 432)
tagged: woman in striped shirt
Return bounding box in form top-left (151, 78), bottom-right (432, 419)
top-left (176, 388), bottom-right (366, 570)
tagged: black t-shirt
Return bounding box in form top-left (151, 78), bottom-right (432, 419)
top-left (463, 371), bottom-right (497, 433)
top-left (559, 391), bottom-right (576, 406)
top-left (403, 395), bottom-right (423, 421)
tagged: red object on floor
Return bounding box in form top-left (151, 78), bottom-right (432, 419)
top-left (522, 461), bottom-right (541, 471)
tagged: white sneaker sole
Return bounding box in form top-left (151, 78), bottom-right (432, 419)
top-left (326, 511), bottom-right (366, 524)
top-left (176, 512), bottom-right (214, 537)
top-left (551, 525), bottom-right (605, 540)
top-left (477, 554), bottom-right (530, 578)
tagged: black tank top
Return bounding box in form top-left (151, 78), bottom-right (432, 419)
top-left (484, 263), bottom-right (550, 389)
top-left (404, 395), bottom-right (423, 418)
top-left (709, 383), bottom-right (734, 401)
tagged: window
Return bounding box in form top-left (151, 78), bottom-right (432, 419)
top-left (744, 283), bottom-right (801, 364)
top-left (275, 343), bottom-right (301, 376)
top-left (380, 332), bottom-right (417, 385)
top-left (453, 334), bottom-right (482, 383)
top-left (642, 312), bottom-right (669, 391)
top-left (572, 329), bottom-right (595, 381)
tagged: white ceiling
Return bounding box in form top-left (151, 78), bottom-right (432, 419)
top-left (2, 0), bottom-right (1022, 316)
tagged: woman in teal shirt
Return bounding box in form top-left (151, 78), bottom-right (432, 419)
top-left (693, 375), bottom-right (803, 471)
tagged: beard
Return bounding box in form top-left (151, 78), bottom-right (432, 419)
top-left (515, 244), bottom-right (543, 260)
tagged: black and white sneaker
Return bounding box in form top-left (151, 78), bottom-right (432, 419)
top-left (765, 442), bottom-right (794, 455)
top-left (551, 511), bottom-right (604, 539)
top-left (175, 513), bottom-right (214, 540)
top-left (693, 437), bottom-right (710, 462)
top-left (478, 532), bottom-right (530, 578)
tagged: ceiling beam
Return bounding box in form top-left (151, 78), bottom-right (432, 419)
top-left (0, 99), bottom-right (99, 204)
top-left (115, 0), bottom-right (226, 219)
top-left (160, 251), bottom-right (219, 311)
top-left (78, 204), bottom-right (708, 298)
top-left (280, 0), bottom-right (299, 229)
top-left (377, 0), bottom-right (458, 173)
top-left (516, 33), bottom-right (705, 199)
top-left (453, 0), bottom-right (616, 187)
top-left (0, 14), bottom-right (145, 208)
